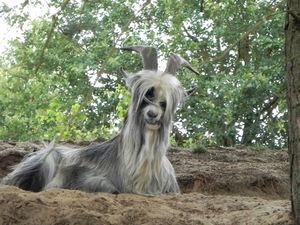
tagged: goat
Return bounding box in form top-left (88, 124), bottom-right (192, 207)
top-left (1, 46), bottom-right (199, 195)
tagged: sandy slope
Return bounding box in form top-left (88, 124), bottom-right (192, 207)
top-left (0, 141), bottom-right (294, 225)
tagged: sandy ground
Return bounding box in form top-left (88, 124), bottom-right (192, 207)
top-left (0, 141), bottom-right (294, 225)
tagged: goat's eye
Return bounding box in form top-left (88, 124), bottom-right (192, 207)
top-left (160, 102), bottom-right (167, 109)
top-left (145, 88), bottom-right (155, 100)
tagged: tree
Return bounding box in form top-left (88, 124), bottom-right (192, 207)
top-left (0, 0), bottom-right (287, 148)
top-left (285, 0), bottom-right (300, 222)
top-left (149, 0), bottom-right (286, 147)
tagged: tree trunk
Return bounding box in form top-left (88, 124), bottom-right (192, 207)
top-left (285, 0), bottom-right (300, 222)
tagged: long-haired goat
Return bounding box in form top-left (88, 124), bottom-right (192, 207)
top-left (1, 46), bottom-right (199, 195)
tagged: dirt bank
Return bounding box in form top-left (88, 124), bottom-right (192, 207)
top-left (0, 141), bottom-right (293, 225)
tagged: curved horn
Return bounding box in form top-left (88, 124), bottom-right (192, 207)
top-left (120, 46), bottom-right (158, 71)
top-left (164, 52), bottom-right (199, 76)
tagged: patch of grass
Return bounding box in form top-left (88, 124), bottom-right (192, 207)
top-left (192, 145), bottom-right (207, 154)
top-left (251, 143), bottom-right (269, 151)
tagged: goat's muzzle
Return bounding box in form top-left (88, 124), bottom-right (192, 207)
top-left (144, 107), bottom-right (162, 130)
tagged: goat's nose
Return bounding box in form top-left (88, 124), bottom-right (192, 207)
top-left (147, 110), bottom-right (158, 118)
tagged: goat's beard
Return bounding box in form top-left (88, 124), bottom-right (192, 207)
top-left (122, 105), bottom-right (170, 172)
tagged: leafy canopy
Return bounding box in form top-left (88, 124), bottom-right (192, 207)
top-left (0, 0), bottom-right (286, 148)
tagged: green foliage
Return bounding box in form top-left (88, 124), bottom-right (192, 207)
top-left (155, 0), bottom-right (287, 148)
top-left (115, 84), bottom-right (130, 120)
top-left (0, 0), bottom-right (287, 149)
top-left (180, 135), bottom-right (207, 154)
top-left (251, 143), bottom-right (270, 152)
top-left (169, 134), bottom-right (178, 147)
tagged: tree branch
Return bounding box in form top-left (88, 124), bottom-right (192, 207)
top-left (289, 11), bottom-right (300, 24)
top-left (33, 0), bottom-right (71, 74)
top-left (208, 0), bottom-right (286, 65)
top-left (183, 25), bottom-right (199, 42)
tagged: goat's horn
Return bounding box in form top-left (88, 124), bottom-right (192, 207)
top-left (164, 53), bottom-right (199, 76)
top-left (120, 46), bottom-right (158, 71)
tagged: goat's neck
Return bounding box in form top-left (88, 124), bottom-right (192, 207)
top-left (122, 124), bottom-right (169, 160)
top-left (121, 124), bottom-right (171, 193)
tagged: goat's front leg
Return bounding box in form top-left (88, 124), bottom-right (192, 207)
top-left (77, 175), bottom-right (120, 193)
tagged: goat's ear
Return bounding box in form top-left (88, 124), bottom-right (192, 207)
top-left (185, 87), bottom-right (197, 96)
top-left (120, 67), bottom-right (129, 79)
top-left (120, 67), bottom-right (132, 92)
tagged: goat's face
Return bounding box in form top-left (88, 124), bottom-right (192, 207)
top-left (142, 87), bottom-right (165, 130)
top-left (125, 70), bottom-right (186, 131)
